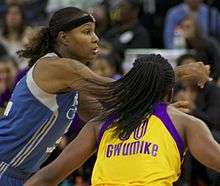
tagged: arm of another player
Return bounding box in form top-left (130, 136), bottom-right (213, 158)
top-left (35, 58), bottom-right (112, 121)
top-left (35, 57), bottom-right (113, 95)
top-left (62, 59), bottom-right (113, 121)
top-left (78, 92), bottom-right (103, 122)
top-left (62, 58), bottom-right (113, 91)
top-left (24, 119), bottom-right (100, 186)
top-left (184, 116), bottom-right (220, 172)
top-left (64, 60), bottom-right (111, 121)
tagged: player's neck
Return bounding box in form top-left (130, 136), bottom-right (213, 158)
top-left (54, 47), bottom-right (70, 58)
top-left (55, 47), bottom-right (89, 65)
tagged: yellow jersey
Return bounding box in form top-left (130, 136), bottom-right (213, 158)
top-left (92, 102), bottom-right (184, 186)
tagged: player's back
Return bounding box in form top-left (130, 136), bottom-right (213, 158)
top-left (92, 102), bottom-right (184, 186)
top-left (0, 53), bottom-right (78, 180)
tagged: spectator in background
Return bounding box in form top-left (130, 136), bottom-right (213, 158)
top-left (75, 175), bottom-right (90, 186)
top-left (103, 0), bottom-right (150, 59)
top-left (0, 42), bottom-right (8, 57)
top-left (5, 0), bottom-right (24, 4)
top-left (0, 3), bottom-right (33, 69)
top-left (217, 77), bottom-right (220, 87)
top-left (46, 0), bottom-right (98, 16)
top-left (24, 0), bottom-right (48, 25)
top-left (175, 53), bottom-right (220, 134)
top-left (91, 3), bottom-right (111, 38)
top-left (0, 60), bottom-right (8, 115)
top-left (0, 0), bottom-right (47, 25)
top-left (164, 0), bottom-right (220, 49)
top-left (89, 55), bottom-right (121, 80)
top-left (0, 55), bottom-right (18, 115)
top-left (173, 15), bottom-right (220, 81)
top-left (175, 53), bottom-right (220, 186)
top-left (0, 0), bottom-right (24, 21)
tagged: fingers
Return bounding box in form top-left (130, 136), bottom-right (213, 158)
top-left (196, 62), bottom-right (205, 66)
top-left (171, 101), bottom-right (191, 114)
top-left (177, 108), bottom-right (191, 114)
top-left (176, 62), bottom-right (212, 89)
top-left (197, 64), bottom-right (212, 88)
top-left (205, 65), bottom-right (210, 74)
top-left (204, 65), bottom-right (213, 81)
top-left (171, 100), bottom-right (190, 109)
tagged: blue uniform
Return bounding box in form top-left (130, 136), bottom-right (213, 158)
top-left (0, 53), bottom-right (78, 185)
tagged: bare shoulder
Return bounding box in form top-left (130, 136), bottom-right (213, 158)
top-left (34, 56), bottom-right (65, 78)
top-left (35, 57), bottom-right (80, 74)
top-left (33, 57), bottom-right (84, 93)
top-left (37, 57), bottom-right (93, 83)
top-left (167, 105), bottom-right (205, 144)
top-left (167, 105), bottom-right (200, 125)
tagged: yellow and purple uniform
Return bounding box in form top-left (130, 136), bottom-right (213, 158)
top-left (92, 102), bottom-right (184, 186)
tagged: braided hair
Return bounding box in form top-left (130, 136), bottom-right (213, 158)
top-left (98, 54), bottom-right (175, 139)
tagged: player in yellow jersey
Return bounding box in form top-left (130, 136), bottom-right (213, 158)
top-left (24, 54), bottom-right (220, 186)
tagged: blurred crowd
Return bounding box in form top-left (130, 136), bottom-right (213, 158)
top-left (0, 0), bottom-right (220, 186)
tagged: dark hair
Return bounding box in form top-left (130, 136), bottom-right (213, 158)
top-left (126, 0), bottom-right (142, 9)
top-left (2, 3), bottom-right (27, 40)
top-left (0, 55), bottom-right (18, 68)
top-left (100, 54), bottom-right (175, 139)
top-left (17, 7), bottom-right (88, 67)
top-left (176, 53), bottom-right (197, 66)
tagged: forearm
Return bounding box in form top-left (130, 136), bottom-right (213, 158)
top-left (69, 59), bottom-right (113, 83)
top-left (78, 93), bottom-right (103, 122)
top-left (67, 59), bottom-right (114, 99)
top-left (24, 157), bottom-right (74, 186)
top-left (25, 123), bottom-right (97, 186)
top-left (25, 146), bottom-right (93, 186)
top-left (24, 168), bottom-right (57, 186)
top-left (203, 142), bottom-right (220, 173)
top-left (186, 118), bottom-right (220, 173)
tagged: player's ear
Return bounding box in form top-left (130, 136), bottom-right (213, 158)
top-left (57, 31), bottom-right (68, 46)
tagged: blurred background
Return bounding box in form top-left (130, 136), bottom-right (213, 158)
top-left (0, 0), bottom-right (220, 186)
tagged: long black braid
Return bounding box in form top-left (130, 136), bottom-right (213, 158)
top-left (93, 54), bottom-right (175, 139)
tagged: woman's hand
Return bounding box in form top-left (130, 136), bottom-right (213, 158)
top-left (175, 63), bottom-right (211, 88)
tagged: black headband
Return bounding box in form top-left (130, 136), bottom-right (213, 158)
top-left (50, 14), bottom-right (96, 37)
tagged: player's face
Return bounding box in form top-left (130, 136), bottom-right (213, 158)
top-left (65, 22), bottom-right (99, 62)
